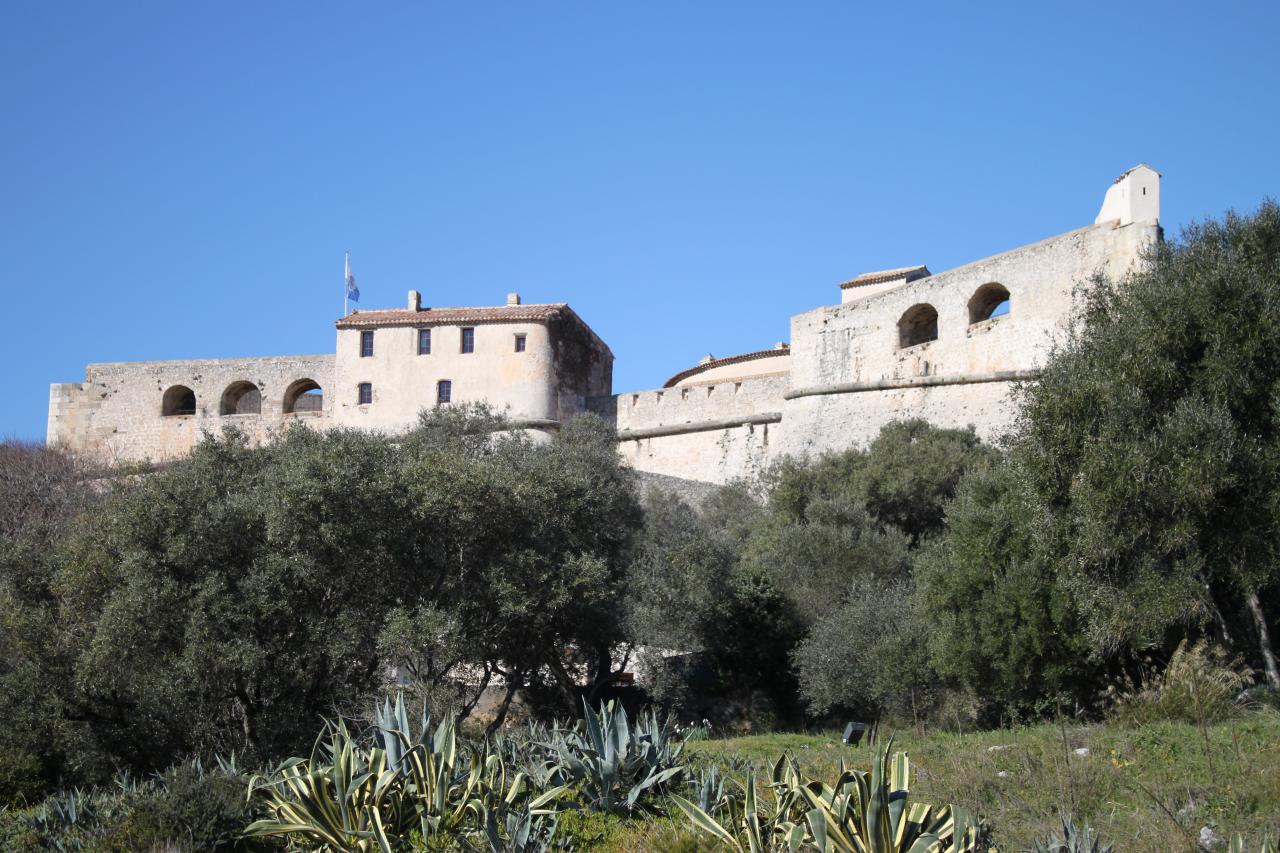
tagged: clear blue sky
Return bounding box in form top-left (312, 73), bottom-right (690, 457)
top-left (4, 2), bottom-right (1278, 441)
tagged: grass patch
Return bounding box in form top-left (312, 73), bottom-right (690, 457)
top-left (625, 710), bottom-right (1280, 851)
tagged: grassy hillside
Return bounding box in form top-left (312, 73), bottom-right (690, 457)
top-left (602, 711), bottom-right (1280, 851)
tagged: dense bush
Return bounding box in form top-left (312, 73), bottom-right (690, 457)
top-left (0, 758), bottom-right (250, 852)
top-left (631, 420), bottom-right (996, 725)
top-left (913, 457), bottom-right (1099, 722)
top-left (0, 406), bottom-right (643, 790)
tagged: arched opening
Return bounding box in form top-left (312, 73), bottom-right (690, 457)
top-left (969, 282), bottom-right (1011, 324)
top-left (161, 385), bottom-right (197, 417)
top-left (898, 304), bottom-right (938, 349)
top-left (283, 379), bottom-right (324, 414)
top-left (219, 381), bottom-right (261, 415)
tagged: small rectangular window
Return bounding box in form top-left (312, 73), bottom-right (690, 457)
top-left (358, 382), bottom-right (372, 405)
top-left (418, 328), bottom-right (431, 355)
top-left (514, 333), bottom-right (527, 353)
top-left (461, 327), bottom-right (475, 353)
top-left (437, 379), bottom-right (452, 404)
top-left (360, 330), bottom-right (374, 358)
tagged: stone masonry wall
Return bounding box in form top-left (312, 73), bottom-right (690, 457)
top-left (606, 374), bottom-right (787, 484)
top-left (605, 208), bottom-right (1160, 482)
top-left (49, 355), bottom-right (335, 464)
top-left (776, 217), bottom-right (1158, 460)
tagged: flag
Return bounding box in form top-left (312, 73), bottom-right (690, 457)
top-left (345, 254), bottom-right (360, 303)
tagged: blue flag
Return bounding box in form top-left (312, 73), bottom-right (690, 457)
top-left (345, 254), bottom-right (360, 302)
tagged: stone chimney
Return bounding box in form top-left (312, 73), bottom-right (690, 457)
top-left (407, 290), bottom-right (422, 311)
top-left (507, 292), bottom-right (521, 306)
top-left (699, 354), bottom-right (715, 365)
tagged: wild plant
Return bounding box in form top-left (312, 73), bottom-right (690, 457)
top-left (673, 739), bottom-right (988, 853)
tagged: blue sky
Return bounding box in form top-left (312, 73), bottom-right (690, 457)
top-left (4, 2), bottom-right (1278, 441)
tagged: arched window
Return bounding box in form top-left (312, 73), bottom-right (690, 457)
top-left (969, 282), bottom-right (1010, 324)
top-left (219, 380), bottom-right (261, 415)
top-left (161, 385), bottom-right (197, 417)
top-left (283, 378), bottom-right (324, 414)
top-left (898, 304), bottom-right (938, 348)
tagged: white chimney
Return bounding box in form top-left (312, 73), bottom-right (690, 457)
top-left (507, 292), bottom-right (521, 306)
top-left (408, 290), bottom-right (422, 311)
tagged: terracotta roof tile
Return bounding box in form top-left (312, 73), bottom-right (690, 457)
top-left (336, 304), bottom-right (568, 329)
top-left (839, 265), bottom-right (930, 289)
top-left (662, 345), bottom-right (790, 388)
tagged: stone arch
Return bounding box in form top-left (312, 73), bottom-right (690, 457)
top-left (161, 385), bottom-right (197, 417)
top-left (969, 282), bottom-right (1011, 324)
top-left (219, 380), bottom-right (261, 415)
top-left (898, 303), bottom-right (938, 348)
top-left (283, 378), bottom-right (324, 414)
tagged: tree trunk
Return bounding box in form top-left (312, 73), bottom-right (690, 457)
top-left (456, 665), bottom-right (493, 727)
top-left (1246, 590), bottom-right (1280, 691)
top-left (485, 678), bottom-right (521, 737)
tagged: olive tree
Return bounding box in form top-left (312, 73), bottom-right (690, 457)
top-left (1010, 201), bottom-right (1280, 688)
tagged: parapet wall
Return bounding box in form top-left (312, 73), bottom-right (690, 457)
top-left (49, 354), bottom-right (335, 464)
top-left (604, 374), bottom-right (788, 484)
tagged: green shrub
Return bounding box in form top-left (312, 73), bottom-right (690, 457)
top-left (104, 759), bottom-right (251, 852)
top-left (0, 751), bottom-right (48, 808)
top-left (549, 808), bottom-right (627, 849)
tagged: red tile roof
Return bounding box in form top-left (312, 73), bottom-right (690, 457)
top-left (839, 265), bottom-right (930, 289)
top-left (336, 303), bottom-right (568, 329)
top-left (662, 345), bottom-right (790, 388)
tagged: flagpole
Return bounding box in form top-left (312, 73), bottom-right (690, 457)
top-left (343, 252), bottom-right (349, 317)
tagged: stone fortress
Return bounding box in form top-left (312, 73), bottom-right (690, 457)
top-left (48, 166), bottom-right (1162, 484)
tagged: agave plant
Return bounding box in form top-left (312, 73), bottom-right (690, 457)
top-left (1231, 835), bottom-right (1278, 853)
top-left (674, 762), bottom-right (806, 853)
top-left (538, 700), bottom-right (687, 814)
top-left (476, 805), bottom-right (559, 853)
top-left (1030, 815), bottom-right (1113, 853)
top-left (674, 740), bottom-right (986, 853)
top-left (245, 694), bottom-right (568, 851)
top-left (25, 788), bottom-right (104, 853)
top-left (688, 764), bottom-right (729, 815)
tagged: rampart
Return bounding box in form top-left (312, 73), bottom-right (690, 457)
top-left (602, 373), bottom-right (788, 484)
top-left (48, 355), bottom-right (334, 465)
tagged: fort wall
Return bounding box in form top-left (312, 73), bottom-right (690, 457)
top-left (48, 355), bottom-right (334, 464)
top-left (606, 167), bottom-right (1162, 480)
top-left (777, 215), bottom-right (1159, 459)
top-left (605, 374), bottom-right (787, 484)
